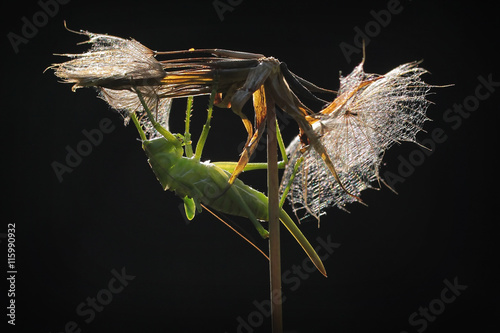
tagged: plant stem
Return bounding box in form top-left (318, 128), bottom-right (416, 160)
top-left (266, 89), bottom-right (283, 333)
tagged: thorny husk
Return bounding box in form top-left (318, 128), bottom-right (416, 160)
top-left (280, 61), bottom-right (433, 223)
top-left (50, 29), bottom-right (437, 225)
top-left (50, 30), bottom-right (261, 135)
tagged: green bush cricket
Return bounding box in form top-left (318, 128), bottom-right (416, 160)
top-left (130, 87), bottom-right (326, 276)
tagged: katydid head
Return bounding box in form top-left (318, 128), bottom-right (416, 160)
top-left (143, 137), bottom-right (184, 160)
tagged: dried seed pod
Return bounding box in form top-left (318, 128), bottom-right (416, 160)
top-left (281, 61), bottom-right (433, 223)
top-left (50, 30), bottom-right (171, 132)
top-left (51, 31), bottom-right (165, 90)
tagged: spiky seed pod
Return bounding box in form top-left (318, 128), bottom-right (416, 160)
top-left (281, 61), bottom-right (433, 223)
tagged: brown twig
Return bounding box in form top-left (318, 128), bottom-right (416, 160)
top-left (266, 86), bottom-right (283, 333)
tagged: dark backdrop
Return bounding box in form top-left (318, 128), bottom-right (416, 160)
top-left (3, 1), bottom-right (498, 332)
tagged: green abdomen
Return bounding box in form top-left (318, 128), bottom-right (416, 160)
top-left (143, 138), bottom-right (269, 220)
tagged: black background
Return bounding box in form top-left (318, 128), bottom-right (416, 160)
top-left (2, 0), bottom-right (499, 332)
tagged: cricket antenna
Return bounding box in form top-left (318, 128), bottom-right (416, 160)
top-left (201, 204), bottom-right (270, 261)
